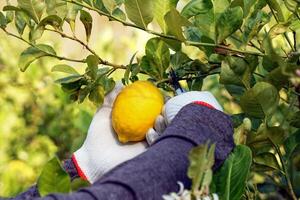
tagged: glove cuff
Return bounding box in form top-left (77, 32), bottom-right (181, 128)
top-left (73, 147), bottom-right (108, 183)
top-left (71, 155), bottom-right (88, 181)
top-left (72, 147), bottom-right (99, 183)
top-left (192, 101), bottom-right (216, 109)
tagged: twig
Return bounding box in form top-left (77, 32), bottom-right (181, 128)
top-left (253, 72), bottom-right (265, 78)
top-left (293, 31), bottom-right (297, 52)
top-left (45, 28), bottom-right (104, 62)
top-left (2, 28), bottom-right (86, 63)
top-left (269, 139), bottom-right (297, 200)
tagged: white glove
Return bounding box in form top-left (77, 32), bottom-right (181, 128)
top-left (146, 91), bottom-right (223, 145)
top-left (73, 83), bottom-right (147, 183)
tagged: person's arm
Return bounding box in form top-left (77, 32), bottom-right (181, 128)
top-left (26, 103), bottom-right (234, 200)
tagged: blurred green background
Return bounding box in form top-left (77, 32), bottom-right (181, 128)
top-left (0, 1), bottom-right (152, 195)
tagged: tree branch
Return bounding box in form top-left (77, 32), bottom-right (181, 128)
top-left (45, 28), bottom-right (130, 70)
top-left (63, 0), bottom-right (266, 57)
top-left (45, 28), bottom-right (104, 63)
top-left (156, 71), bottom-right (220, 85)
top-left (2, 28), bottom-right (86, 63)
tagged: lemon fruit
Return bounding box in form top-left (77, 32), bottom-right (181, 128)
top-left (112, 81), bottom-right (164, 143)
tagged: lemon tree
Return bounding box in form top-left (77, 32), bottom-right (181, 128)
top-left (0, 0), bottom-right (300, 199)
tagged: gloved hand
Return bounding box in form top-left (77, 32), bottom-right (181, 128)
top-left (72, 83), bottom-right (148, 183)
top-left (146, 91), bottom-right (223, 144)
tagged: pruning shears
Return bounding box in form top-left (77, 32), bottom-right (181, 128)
top-left (169, 68), bottom-right (185, 95)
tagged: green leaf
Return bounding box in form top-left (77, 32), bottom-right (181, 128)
top-left (15, 11), bottom-right (28, 35)
top-left (188, 143), bottom-right (215, 192)
top-left (288, 111), bottom-right (300, 128)
top-left (37, 157), bottom-right (71, 196)
top-left (112, 8), bottom-right (126, 21)
top-left (89, 85), bottom-right (105, 106)
top-left (29, 25), bottom-right (45, 41)
top-left (78, 86), bottom-right (92, 103)
top-left (66, 3), bottom-right (82, 33)
top-left (194, 9), bottom-right (215, 41)
top-left (193, 0), bottom-right (230, 44)
top-left (83, 0), bottom-right (109, 13)
top-left (261, 36), bottom-right (285, 73)
top-left (19, 44), bottom-right (56, 72)
top-left (123, 52), bottom-right (138, 85)
top-left (231, 0), bottom-right (255, 17)
top-left (247, 125), bottom-right (285, 155)
top-left (5, 2), bottom-right (15, 24)
top-left (17, 0), bottom-right (46, 23)
top-left (266, 0), bottom-right (285, 22)
top-left (3, 5), bottom-right (23, 12)
top-left (140, 56), bottom-right (159, 80)
top-left (253, 152), bottom-right (281, 171)
top-left (145, 38), bottom-right (170, 70)
top-left (240, 82), bottom-right (279, 118)
top-left (0, 12), bottom-right (7, 28)
top-left (102, 0), bottom-right (117, 13)
top-left (284, 0), bottom-right (300, 14)
top-left (188, 77), bottom-right (203, 91)
top-left (171, 51), bottom-right (192, 69)
top-left (216, 6), bottom-right (243, 43)
top-left (268, 22), bottom-right (291, 40)
top-left (86, 55), bottom-right (99, 79)
top-left (71, 179), bottom-right (90, 191)
top-left (98, 77), bottom-right (116, 94)
top-left (284, 130), bottom-right (300, 159)
top-left (181, 0), bottom-right (213, 19)
top-left (184, 27), bottom-right (202, 42)
top-left (97, 67), bottom-right (111, 76)
top-left (214, 145), bottom-right (252, 200)
top-left (45, 0), bottom-right (68, 19)
top-left (242, 10), bottom-right (270, 45)
top-left (124, 0), bottom-right (153, 29)
top-left (38, 15), bottom-right (63, 29)
top-left (265, 66), bottom-right (289, 89)
top-left (80, 10), bottom-right (93, 42)
top-left (233, 117), bottom-right (252, 145)
top-left (115, 0), bottom-right (124, 5)
top-left (213, 0), bottom-right (230, 14)
top-left (141, 38), bottom-right (170, 80)
top-left (164, 8), bottom-right (192, 41)
top-left (52, 64), bottom-right (79, 75)
top-left (220, 56), bottom-right (255, 89)
top-left (153, 0), bottom-right (178, 33)
top-left (55, 75), bottom-right (82, 84)
top-left (61, 81), bottom-right (82, 93)
top-left (29, 15), bottom-right (62, 41)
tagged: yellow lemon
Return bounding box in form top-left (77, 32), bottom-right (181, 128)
top-left (112, 81), bottom-right (164, 143)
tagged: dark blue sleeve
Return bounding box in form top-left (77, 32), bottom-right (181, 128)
top-left (11, 103), bottom-right (234, 200)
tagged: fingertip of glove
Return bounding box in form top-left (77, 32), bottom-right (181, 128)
top-left (146, 128), bottom-right (160, 145)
